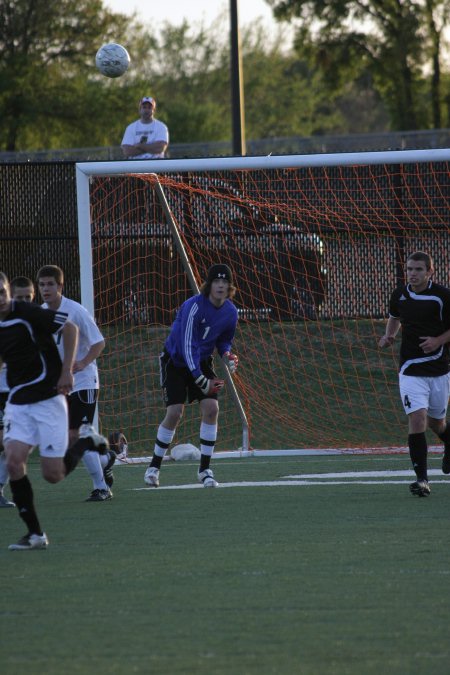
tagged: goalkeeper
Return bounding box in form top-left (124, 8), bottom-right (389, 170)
top-left (144, 264), bottom-right (239, 488)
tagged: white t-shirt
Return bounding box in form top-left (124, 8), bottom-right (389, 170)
top-left (42, 296), bottom-right (104, 392)
top-left (121, 118), bottom-right (169, 158)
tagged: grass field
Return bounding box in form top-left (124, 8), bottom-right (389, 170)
top-left (2, 452), bottom-right (450, 675)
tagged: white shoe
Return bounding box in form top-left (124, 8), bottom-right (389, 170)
top-left (9, 533), bottom-right (49, 551)
top-left (198, 469), bottom-right (218, 488)
top-left (144, 466), bottom-right (160, 487)
top-left (0, 494), bottom-right (15, 508)
top-left (79, 424), bottom-right (109, 453)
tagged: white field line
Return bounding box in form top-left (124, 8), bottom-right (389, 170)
top-left (132, 469), bottom-right (450, 491)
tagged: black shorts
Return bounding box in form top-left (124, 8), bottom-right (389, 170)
top-left (160, 350), bottom-right (217, 406)
top-left (67, 389), bottom-right (98, 430)
top-left (0, 392), bottom-right (8, 430)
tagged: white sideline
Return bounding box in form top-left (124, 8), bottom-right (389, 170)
top-left (134, 478), bottom-right (450, 491)
top-left (132, 469), bottom-right (450, 491)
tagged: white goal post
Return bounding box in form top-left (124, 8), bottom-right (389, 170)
top-left (75, 147), bottom-right (450, 457)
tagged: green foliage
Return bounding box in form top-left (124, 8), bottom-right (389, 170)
top-left (268, 0), bottom-right (450, 130)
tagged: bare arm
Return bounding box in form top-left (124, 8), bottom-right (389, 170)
top-left (378, 317), bottom-right (401, 348)
top-left (57, 320), bottom-right (78, 394)
top-left (73, 339), bottom-right (105, 373)
top-left (121, 140), bottom-right (168, 158)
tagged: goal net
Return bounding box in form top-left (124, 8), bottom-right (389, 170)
top-left (76, 150), bottom-right (450, 455)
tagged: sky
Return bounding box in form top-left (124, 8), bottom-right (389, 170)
top-left (103, 0), bottom-right (279, 32)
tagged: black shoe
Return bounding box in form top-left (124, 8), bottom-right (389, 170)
top-left (79, 424), bottom-right (109, 454)
top-left (442, 447), bottom-right (450, 474)
top-left (409, 480), bottom-right (431, 497)
top-left (85, 488), bottom-right (112, 502)
top-left (103, 450), bottom-right (116, 488)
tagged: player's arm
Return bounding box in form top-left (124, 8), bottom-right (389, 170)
top-left (73, 339), bottom-right (105, 373)
top-left (139, 139), bottom-right (168, 155)
top-left (217, 315), bottom-right (239, 373)
top-left (180, 303), bottom-right (223, 395)
top-left (57, 320), bottom-right (78, 395)
top-left (378, 316), bottom-right (401, 348)
top-left (419, 328), bottom-right (450, 354)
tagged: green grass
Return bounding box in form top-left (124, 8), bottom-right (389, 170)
top-left (2, 453), bottom-right (450, 674)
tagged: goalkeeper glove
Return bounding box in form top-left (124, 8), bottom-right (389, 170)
top-left (195, 375), bottom-right (224, 395)
top-left (223, 351), bottom-right (238, 374)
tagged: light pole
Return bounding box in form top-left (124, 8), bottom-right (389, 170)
top-left (229, 0), bottom-right (246, 155)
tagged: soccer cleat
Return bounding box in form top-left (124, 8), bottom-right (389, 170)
top-left (198, 468), bottom-right (219, 488)
top-left (409, 480), bottom-right (431, 497)
top-left (103, 450), bottom-right (116, 488)
top-left (442, 447), bottom-right (450, 474)
top-left (109, 431), bottom-right (128, 460)
top-left (85, 488), bottom-right (113, 502)
top-left (0, 494), bottom-right (15, 508)
top-left (79, 423), bottom-right (109, 454)
top-left (144, 466), bottom-right (160, 487)
top-left (9, 532), bottom-right (49, 550)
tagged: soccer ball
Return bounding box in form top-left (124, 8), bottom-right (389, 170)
top-left (95, 43), bottom-right (130, 78)
top-left (170, 444), bottom-right (201, 461)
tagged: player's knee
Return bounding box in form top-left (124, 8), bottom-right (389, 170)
top-left (41, 462), bottom-right (65, 484)
top-left (165, 405), bottom-right (183, 426)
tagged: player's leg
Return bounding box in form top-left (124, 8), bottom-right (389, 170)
top-left (3, 401), bottom-right (48, 547)
top-left (144, 404), bottom-right (183, 487)
top-left (197, 397), bottom-right (220, 487)
top-left (69, 390), bottom-right (115, 502)
top-left (426, 373), bottom-right (450, 473)
top-left (144, 352), bottom-right (186, 487)
top-left (0, 392), bottom-right (14, 506)
top-left (399, 375), bottom-right (431, 496)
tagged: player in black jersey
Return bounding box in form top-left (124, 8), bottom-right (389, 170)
top-left (379, 251), bottom-right (450, 497)
top-left (0, 272), bottom-right (109, 550)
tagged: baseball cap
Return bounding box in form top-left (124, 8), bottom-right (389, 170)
top-left (140, 96), bottom-right (156, 107)
top-left (207, 264), bottom-right (233, 284)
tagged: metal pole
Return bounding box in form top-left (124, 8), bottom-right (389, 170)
top-left (151, 174), bottom-right (251, 452)
top-left (230, 0), bottom-right (246, 156)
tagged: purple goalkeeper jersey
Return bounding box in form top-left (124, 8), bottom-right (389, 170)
top-left (164, 293), bottom-right (238, 379)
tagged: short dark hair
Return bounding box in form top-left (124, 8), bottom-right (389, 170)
top-left (407, 251), bottom-right (433, 271)
top-left (11, 276), bottom-right (34, 291)
top-left (36, 265), bottom-right (64, 285)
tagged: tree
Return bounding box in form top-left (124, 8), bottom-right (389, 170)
top-left (0, 0), bottom-right (132, 150)
top-left (266, 0), bottom-right (450, 130)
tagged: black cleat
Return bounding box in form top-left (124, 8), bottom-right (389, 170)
top-left (409, 480), bottom-right (431, 497)
top-left (442, 447), bottom-right (450, 474)
top-left (103, 450), bottom-right (116, 488)
top-left (79, 424), bottom-right (109, 454)
top-left (85, 488), bottom-right (113, 502)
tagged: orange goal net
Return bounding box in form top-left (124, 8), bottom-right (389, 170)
top-left (78, 151), bottom-right (450, 455)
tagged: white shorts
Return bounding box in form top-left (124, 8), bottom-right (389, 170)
top-left (399, 373), bottom-right (450, 418)
top-left (3, 395), bottom-right (69, 457)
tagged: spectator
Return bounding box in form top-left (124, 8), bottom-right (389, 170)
top-left (121, 96), bottom-right (169, 159)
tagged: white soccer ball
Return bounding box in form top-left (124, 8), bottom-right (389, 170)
top-left (95, 43), bottom-right (130, 78)
top-left (170, 443), bottom-right (201, 461)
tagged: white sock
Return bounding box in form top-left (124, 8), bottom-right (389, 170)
top-left (82, 450), bottom-right (108, 490)
top-left (154, 425), bottom-right (175, 458)
top-left (199, 422), bottom-right (217, 457)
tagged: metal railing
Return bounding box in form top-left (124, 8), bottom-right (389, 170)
top-left (1, 128), bottom-right (450, 163)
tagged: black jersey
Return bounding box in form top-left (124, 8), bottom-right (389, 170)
top-left (389, 281), bottom-right (450, 376)
top-left (0, 301), bottom-right (68, 404)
